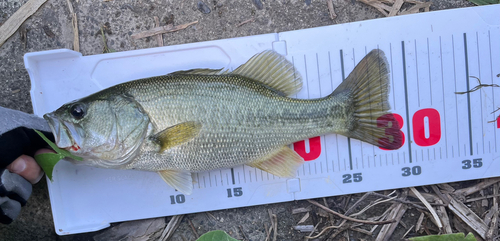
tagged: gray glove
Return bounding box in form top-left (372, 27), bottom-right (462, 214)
top-left (0, 106), bottom-right (53, 224)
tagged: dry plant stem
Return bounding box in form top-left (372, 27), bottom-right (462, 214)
top-left (328, 222), bottom-right (351, 240)
top-left (308, 218), bottom-right (321, 237)
top-left (431, 185), bottom-right (450, 205)
top-left (236, 18), bottom-right (255, 27)
top-left (326, 0), bottom-right (337, 20)
top-left (446, 193), bottom-right (488, 239)
top-left (350, 227), bottom-right (373, 235)
top-left (415, 212), bottom-right (425, 232)
top-left (66, 0), bottom-right (79, 52)
top-left (375, 190), bottom-right (408, 241)
top-left (131, 21), bottom-right (198, 39)
top-left (292, 207), bottom-right (312, 214)
top-left (388, 0), bottom-right (404, 16)
top-left (369, 191), bottom-right (427, 210)
top-left (239, 225), bottom-right (248, 241)
top-left (160, 215), bottom-right (184, 241)
top-left (486, 183), bottom-right (499, 240)
top-left (436, 199), bottom-right (453, 234)
top-left (402, 225), bottom-right (414, 239)
top-left (305, 220), bottom-right (346, 239)
top-left (454, 177), bottom-right (500, 197)
top-left (0, 0), bottom-right (48, 47)
top-left (187, 219), bottom-right (199, 238)
top-left (344, 192), bottom-right (371, 216)
top-left (153, 16), bottom-right (163, 47)
top-left (409, 187), bottom-right (443, 229)
top-left (307, 200), bottom-right (396, 225)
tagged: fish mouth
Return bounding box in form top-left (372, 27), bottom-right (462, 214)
top-left (43, 113), bottom-right (82, 152)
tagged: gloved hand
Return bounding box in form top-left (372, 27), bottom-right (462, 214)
top-left (0, 106), bottom-right (54, 224)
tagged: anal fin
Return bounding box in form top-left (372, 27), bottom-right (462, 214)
top-left (247, 146), bottom-right (304, 178)
top-left (158, 170), bottom-right (193, 195)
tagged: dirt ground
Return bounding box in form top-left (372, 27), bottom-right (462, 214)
top-left (3, 0), bottom-right (498, 241)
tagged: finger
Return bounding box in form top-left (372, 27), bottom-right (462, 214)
top-left (7, 155), bottom-right (43, 184)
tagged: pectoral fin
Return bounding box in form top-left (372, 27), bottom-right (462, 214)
top-left (158, 170), bottom-right (193, 195)
top-left (248, 146), bottom-right (304, 178)
top-left (152, 121), bottom-right (202, 152)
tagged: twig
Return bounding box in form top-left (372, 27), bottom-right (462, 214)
top-left (153, 16), bottom-right (163, 47)
top-left (292, 207), bottom-right (312, 214)
top-left (455, 76), bottom-right (500, 94)
top-left (402, 225), bottom-right (414, 239)
top-left (350, 193), bottom-right (397, 217)
top-left (410, 187), bottom-right (443, 229)
top-left (454, 177), bottom-right (500, 197)
top-left (66, 0), bottom-right (79, 52)
top-left (350, 227), bottom-right (373, 235)
top-left (239, 225), bottom-right (248, 241)
top-left (326, 0), bottom-right (337, 20)
top-left (415, 212), bottom-right (425, 232)
top-left (465, 193), bottom-right (500, 203)
top-left (307, 218), bottom-right (321, 238)
top-left (368, 191), bottom-right (428, 210)
top-left (307, 200), bottom-right (396, 225)
top-left (344, 192), bottom-right (371, 216)
top-left (446, 193), bottom-right (488, 239)
top-left (431, 185), bottom-right (450, 205)
top-left (305, 220), bottom-right (346, 239)
top-left (0, 0), bottom-right (48, 48)
top-left (297, 212), bottom-right (310, 224)
top-left (187, 219), bottom-right (199, 238)
top-left (160, 215), bottom-right (184, 241)
top-left (375, 190), bottom-right (409, 241)
top-left (486, 183), bottom-right (499, 240)
top-left (132, 21), bottom-right (198, 39)
top-left (236, 18), bottom-right (255, 27)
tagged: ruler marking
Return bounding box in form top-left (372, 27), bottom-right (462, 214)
top-left (415, 40), bottom-right (421, 108)
top-left (340, 49), bottom-right (353, 170)
top-left (463, 33), bottom-right (474, 156)
top-left (439, 36), bottom-right (449, 159)
top-left (243, 165), bottom-right (246, 183)
top-left (488, 30), bottom-right (497, 153)
top-left (453, 35), bottom-right (461, 157)
top-left (231, 168), bottom-right (235, 185)
top-left (427, 38), bottom-right (433, 105)
top-left (401, 41), bottom-right (413, 163)
top-left (475, 31), bottom-right (485, 155)
top-left (327, 51), bottom-right (333, 172)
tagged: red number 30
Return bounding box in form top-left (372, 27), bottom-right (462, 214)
top-left (378, 108), bottom-right (442, 150)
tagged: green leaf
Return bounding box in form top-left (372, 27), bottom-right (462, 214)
top-left (466, 0), bottom-right (499, 5)
top-left (34, 153), bottom-right (64, 181)
top-left (33, 129), bottom-right (83, 181)
top-left (33, 129), bottom-right (82, 161)
top-left (409, 232), bottom-right (477, 241)
top-left (196, 230), bottom-right (238, 241)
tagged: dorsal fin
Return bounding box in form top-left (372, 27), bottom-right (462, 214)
top-left (169, 68), bottom-right (229, 76)
top-left (232, 50), bottom-right (302, 96)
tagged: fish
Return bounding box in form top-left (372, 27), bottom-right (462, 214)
top-left (43, 49), bottom-right (402, 194)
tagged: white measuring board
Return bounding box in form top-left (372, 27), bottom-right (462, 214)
top-left (24, 5), bottom-right (500, 235)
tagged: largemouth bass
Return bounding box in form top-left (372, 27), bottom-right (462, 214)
top-left (43, 49), bottom-right (402, 194)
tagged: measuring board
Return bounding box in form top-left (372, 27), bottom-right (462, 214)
top-left (25, 5), bottom-right (500, 235)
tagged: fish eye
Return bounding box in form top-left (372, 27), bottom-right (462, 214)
top-left (70, 104), bottom-right (86, 120)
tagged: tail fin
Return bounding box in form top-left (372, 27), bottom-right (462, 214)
top-left (332, 49), bottom-right (403, 150)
